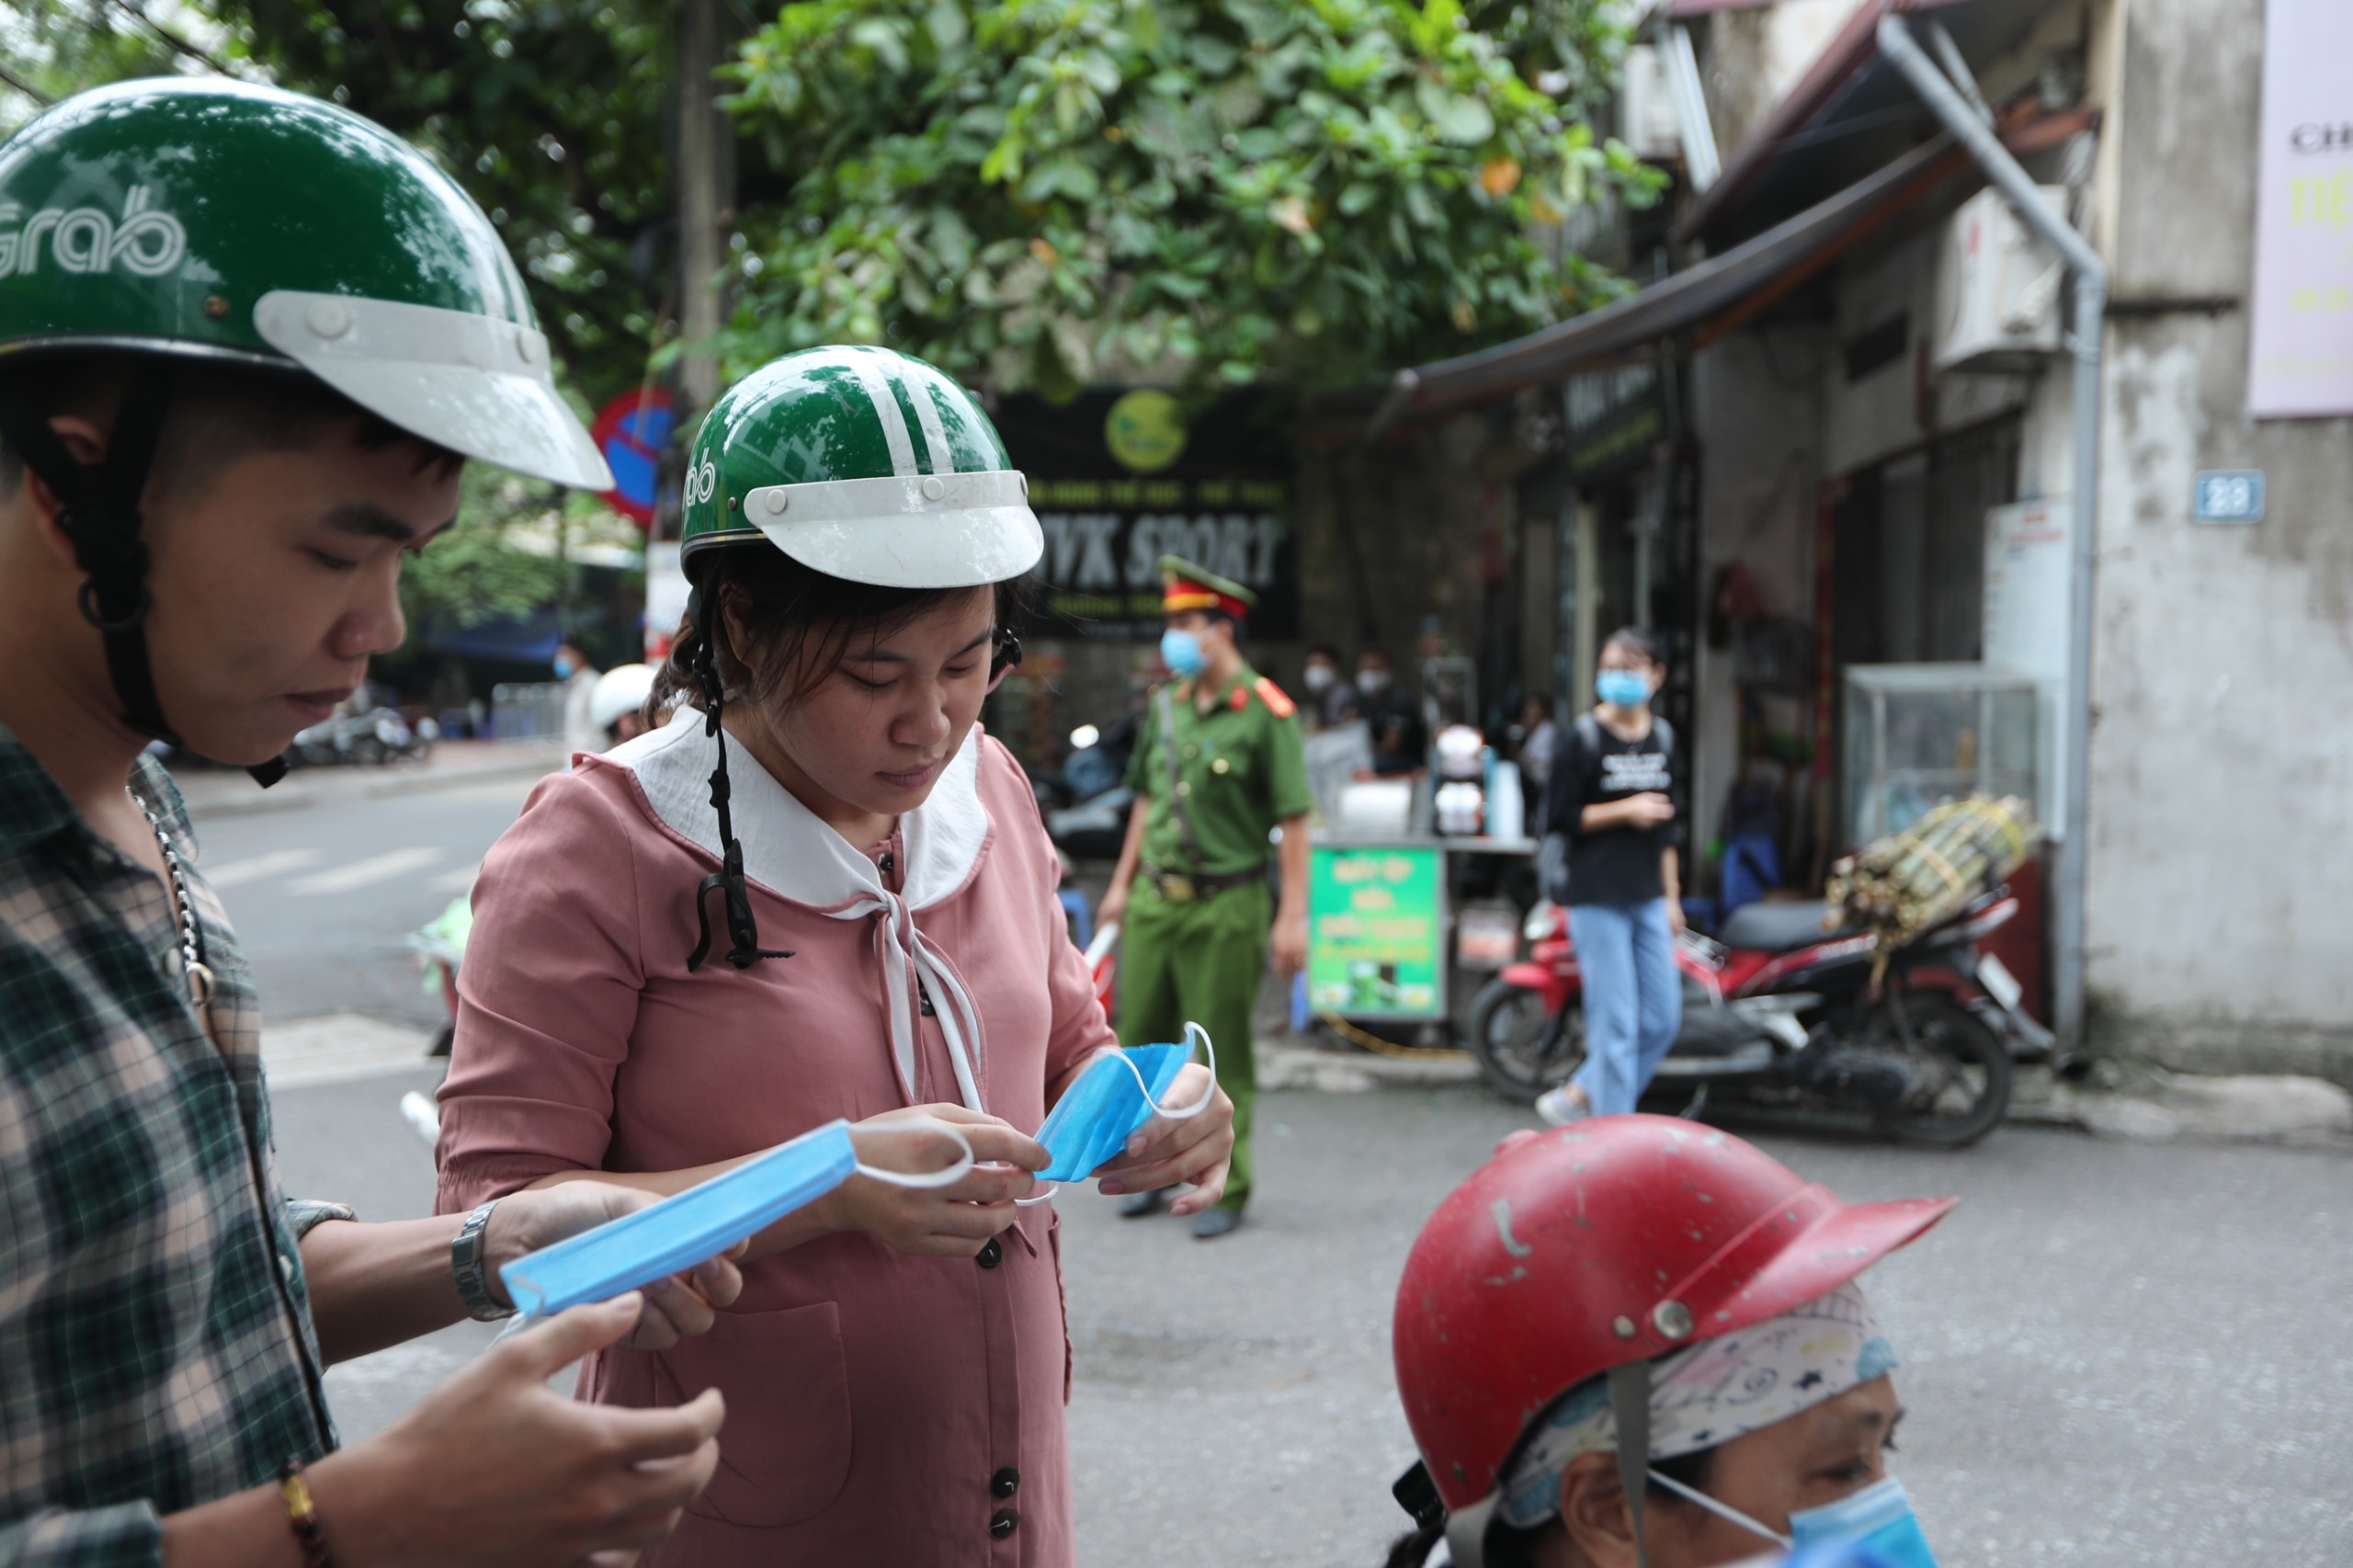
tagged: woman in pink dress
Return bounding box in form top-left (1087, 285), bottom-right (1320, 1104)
top-left (435, 347), bottom-right (1235, 1567)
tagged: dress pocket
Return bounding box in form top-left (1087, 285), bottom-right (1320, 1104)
top-left (647, 1301), bottom-right (854, 1528)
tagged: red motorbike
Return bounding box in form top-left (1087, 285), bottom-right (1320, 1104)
top-left (1464, 892), bottom-right (2030, 1147)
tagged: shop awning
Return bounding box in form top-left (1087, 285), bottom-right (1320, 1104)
top-left (1675, 0), bottom-right (2060, 249)
top-left (1369, 99), bottom-right (2089, 437)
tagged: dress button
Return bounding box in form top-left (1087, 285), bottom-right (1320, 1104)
top-left (976, 1238), bottom-right (1003, 1269)
top-left (992, 1466), bottom-right (1020, 1498)
top-left (1211, 756), bottom-right (1231, 775)
top-left (990, 1506), bottom-right (1019, 1539)
top-left (278, 1252), bottom-right (296, 1284)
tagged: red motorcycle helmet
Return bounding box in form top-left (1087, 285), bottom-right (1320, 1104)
top-left (1392, 1116), bottom-right (1954, 1565)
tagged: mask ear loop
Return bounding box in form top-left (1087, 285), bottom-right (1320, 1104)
top-left (1015, 1023), bottom-right (1220, 1207)
top-left (852, 1114), bottom-right (979, 1190)
top-left (1642, 1469), bottom-right (1790, 1551)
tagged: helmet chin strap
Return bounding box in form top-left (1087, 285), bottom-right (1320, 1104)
top-left (0, 372), bottom-right (288, 789)
top-left (1610, 1360), bottom-right (1654, 1568)
top-left (684, 585), bottom-right (792, 972)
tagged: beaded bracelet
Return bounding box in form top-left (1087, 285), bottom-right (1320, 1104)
top-left (277, 1459), bottom-right (332, 1568)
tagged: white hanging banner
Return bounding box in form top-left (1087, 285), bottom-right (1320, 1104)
top-left (2246, 0), bottom-right (2353, 418)
top-left (1982, 499), bottom-right (2070, 839)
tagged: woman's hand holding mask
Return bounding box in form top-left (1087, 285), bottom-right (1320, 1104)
top-left (831, 1105), bottom-right (1048, 1258)
top-left (1091, 1065), bottom-right (1235, 1216)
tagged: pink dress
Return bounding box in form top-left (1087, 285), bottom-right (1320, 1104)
top-left (435, 714), bottom-right (1111, 1567)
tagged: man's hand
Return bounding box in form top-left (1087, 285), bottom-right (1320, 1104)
top-left (1097, 880), bottom-right (1130, 931)
top-left (824, 1105), bottom-right (1047, 1258)
top-left (489, 1182), bottom-right (745, 1351)
top-left (1270, 909), bottom-right (1309, 980)
top-left (1666, 898), bottom-right (1688, 937)
top-left (1093, 1064), bottom-right (1235, 1217)
top-left (305, 1295), bottom-right (724, 1568)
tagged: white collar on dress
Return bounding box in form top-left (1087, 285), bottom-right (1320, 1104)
top-left (601, 705), bottom-right (990, 912)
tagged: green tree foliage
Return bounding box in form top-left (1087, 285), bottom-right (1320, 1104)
top-left (722, 0), bottom-right (1663, 396)
top-left (221, 0), bottom-right (679, 396)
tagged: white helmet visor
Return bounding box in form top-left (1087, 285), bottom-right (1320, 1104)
top-left (255, 289), bottom-right (612, 491)
top-left (742, 469), bottom-right (1043, 589)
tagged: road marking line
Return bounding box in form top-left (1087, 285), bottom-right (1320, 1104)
top-left (199, 847), bottom-right (323, 889)
top-left (286, 846), bottom-right (445, 895)
top-left (426, 864), bottom-right (481, 895)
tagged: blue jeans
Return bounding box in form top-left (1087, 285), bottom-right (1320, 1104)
top-left (1569, 900), bottom-right (1683, 1116)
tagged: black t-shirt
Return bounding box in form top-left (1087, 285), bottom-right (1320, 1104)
top-left (1545, 713), bottom-right (1684, 906)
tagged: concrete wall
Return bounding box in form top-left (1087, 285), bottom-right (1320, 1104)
top-left (1699, 0), bottom-right (1875, 155)
top-left (2088, 0), bottom-right (2353, 1083)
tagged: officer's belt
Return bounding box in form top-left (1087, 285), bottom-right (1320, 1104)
top-left (1142, 862), bottom-right (1265, 903)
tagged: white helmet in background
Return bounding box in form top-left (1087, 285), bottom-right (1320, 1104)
top-left (588, 663), bottom-right (657, 734)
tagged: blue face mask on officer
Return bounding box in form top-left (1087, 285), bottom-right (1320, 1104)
top-left (1160, 627), bottom-right (1209, 679)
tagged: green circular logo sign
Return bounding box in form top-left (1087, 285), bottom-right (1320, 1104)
top-left (1105, 388), bottom-right (1188, 473)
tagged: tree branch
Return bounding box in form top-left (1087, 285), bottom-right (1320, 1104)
top-left (0, 60), bottom-right (54, 108)
top-left (105, 0), bottom-right (233, 74)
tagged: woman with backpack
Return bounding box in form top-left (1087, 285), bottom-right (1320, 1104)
top-left (1537, 628), bottom-right (1686, 1125)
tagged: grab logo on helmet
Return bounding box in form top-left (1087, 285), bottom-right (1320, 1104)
top-left (683, 454), bottom-right (719, 511)
top-left (0, 187), bottom-right (187, 278)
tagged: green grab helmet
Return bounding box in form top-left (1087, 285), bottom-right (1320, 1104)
top-left (680, 345), bottom-right (1040, 588)
top-left (0, 76), bottom-right (609, 491)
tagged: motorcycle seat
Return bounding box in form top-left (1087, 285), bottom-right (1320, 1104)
top-left (1718, 899), bottom-right (1845, 953)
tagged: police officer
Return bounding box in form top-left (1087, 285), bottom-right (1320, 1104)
top-left (1099, 557), bottom-right (1312, 1238)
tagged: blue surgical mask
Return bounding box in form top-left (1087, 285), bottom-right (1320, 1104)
top-left (1648, 1471), bottom-right (1940, 1568)
top-left (552, 654), bottom-right (577, 679)
top-left (1597, 668), bottom-right (1651, 708)
top-left (499, 1116), bottom-right (975, 1320)
top-left (1161, 628), bottom-right (1208, 678)
top-left (1021, 1023), bottom-right (1217, 1202)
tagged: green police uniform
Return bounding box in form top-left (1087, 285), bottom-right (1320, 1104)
top-left (1119, 562), bottom-right (1312, 1213)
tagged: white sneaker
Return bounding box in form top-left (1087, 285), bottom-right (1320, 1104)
top-left (1535, 1085), bottom-right (1593, 1126)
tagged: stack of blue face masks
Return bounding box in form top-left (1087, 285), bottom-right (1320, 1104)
top-left (1033, 1023), bottom-right (1215, 1184)
top-left (499, 1116), bottom-right (973, 1320)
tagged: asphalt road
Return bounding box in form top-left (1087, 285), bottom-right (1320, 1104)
top-left (182, 769), bottom-right (542, 1029)
top-left (272, 1060), bottom-right (2353, 1568)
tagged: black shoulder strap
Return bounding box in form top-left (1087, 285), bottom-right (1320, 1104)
top-left (0, 373), bottom-right (178, 745)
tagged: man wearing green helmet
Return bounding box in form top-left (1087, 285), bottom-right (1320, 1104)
top-left (435, 345), bottom-right (1238, 1565)
top-left (0, 79), bottom-right (750, 1566)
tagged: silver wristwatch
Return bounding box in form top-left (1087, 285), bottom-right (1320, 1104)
top-left (450, 1199), bottom-right (514, 1321)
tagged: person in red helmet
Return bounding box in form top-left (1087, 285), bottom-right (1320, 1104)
top-left (1387, 1116), bottom-right (1956, 1568)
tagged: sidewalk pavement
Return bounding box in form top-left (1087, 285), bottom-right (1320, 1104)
top-left (168, 737), bottom-right (566, 820)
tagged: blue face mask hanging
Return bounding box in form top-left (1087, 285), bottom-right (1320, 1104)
top-left (1647, 1471), bottom-right (1940, 1568)
top-left (498, 1116), bottom-right (977, 1322)
top-left (1018, 1022), bottom-right (1217, 1204)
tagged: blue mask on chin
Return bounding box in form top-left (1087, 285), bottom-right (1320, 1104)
top-left (1026, 1023), bottom-right (1217, 1192)
top-left (499, 1116), bottom-right (976, 1320)
top-left (1160, 628), bottom-right (1208, 678)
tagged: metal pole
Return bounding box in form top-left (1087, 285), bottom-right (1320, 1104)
top-left (1876, 15), bottom-right (2107, 1053)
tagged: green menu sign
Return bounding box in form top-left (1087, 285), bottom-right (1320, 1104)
top-left (1306, 843), bottom-right (1447, 1021)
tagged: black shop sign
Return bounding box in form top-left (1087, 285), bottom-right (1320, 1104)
top-left (994, 390), bottom-right (1300, 641)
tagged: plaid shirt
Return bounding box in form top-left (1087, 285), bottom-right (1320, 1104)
top-left (0, 733), bottom-right (348, 1566)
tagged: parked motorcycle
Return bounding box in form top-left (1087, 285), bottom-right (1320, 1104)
top-left (1036, 716), bottom-right (1140, 860)
top-left (1465, 891), bottom-right (2029, 1148)
top-left (287, 706), bottom-right (438, 768)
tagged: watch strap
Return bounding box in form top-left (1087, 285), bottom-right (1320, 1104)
top-left (451, 1199), bottom-right (514, 1321)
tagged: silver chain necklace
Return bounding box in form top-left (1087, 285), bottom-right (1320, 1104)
top-left (139, 801), bottom-right (215, 1007)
